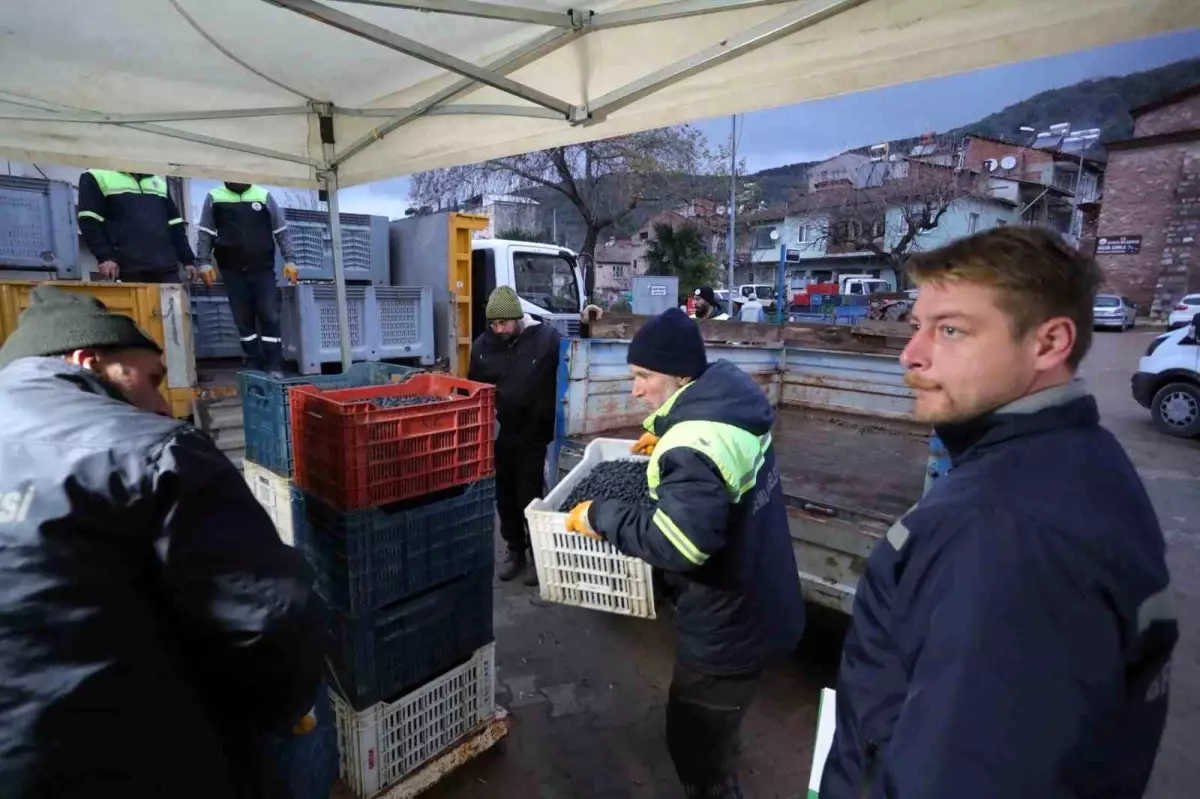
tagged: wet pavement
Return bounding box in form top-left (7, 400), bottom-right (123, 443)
top-left (410, 327), bottom-right (1200, 799)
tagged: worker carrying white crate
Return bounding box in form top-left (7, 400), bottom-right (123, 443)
top-left (564, 307), bottom-right (805, 798)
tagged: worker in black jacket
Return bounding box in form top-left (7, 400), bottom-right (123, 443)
top-left (566, 309), bottom-right (805, 797)
top-left (0, 286), bottom-right (326, 798)
top-left (195, 182), bottom-right (299, 374)
top-left (77, 169), bottom-right (196, 282)
top-left (468, 285), bottom-right (562, 585)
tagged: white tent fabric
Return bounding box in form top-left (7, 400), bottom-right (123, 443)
top-left (1, 0), bottom-right (1193, 189)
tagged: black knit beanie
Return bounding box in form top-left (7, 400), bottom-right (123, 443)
top-left (627, 308), bottom-right (706, 378)
top-left (0, 285), bottom-right (162, 371)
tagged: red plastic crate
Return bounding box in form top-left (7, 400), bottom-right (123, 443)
top-left (290, 374), bottom-right (495, 511)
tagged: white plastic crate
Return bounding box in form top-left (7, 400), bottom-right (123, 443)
top-left (333, 643), bottom-right (496, 799)
top-left (525, 438), bottom-right (657, 619)
top-left (243, 459), bottom-right (295, 546)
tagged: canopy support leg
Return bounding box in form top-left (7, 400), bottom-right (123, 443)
top-left (323, 169), bottom-right (353, 373)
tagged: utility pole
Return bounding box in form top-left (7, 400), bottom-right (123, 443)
top-left (727, 115), bottom-right (737, 318)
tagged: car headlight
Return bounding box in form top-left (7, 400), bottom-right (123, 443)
top-left (1146, 334), bottom-right (1170, 357)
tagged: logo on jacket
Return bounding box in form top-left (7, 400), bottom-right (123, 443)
top-left (0, 485), bottom-right (34, 525)
top-left (251, 201), bottom-right (263, 211)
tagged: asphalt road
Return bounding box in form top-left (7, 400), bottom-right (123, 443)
top-left (412, 327), bottom-right (1200, 799)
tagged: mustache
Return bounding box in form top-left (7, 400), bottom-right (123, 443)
top-left (903, 373), bottom-right (941, 391)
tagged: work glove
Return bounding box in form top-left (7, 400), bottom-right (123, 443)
top-left (283, 263), bottom-right (299, 285)
top-left (198, 264), bottom-right (218, 288)
top-left (631, 432), bottom-right (659, 456)
top-left (292, 709), bottom-right (317, 736)
top-left (566, 501), bottom-right (602, 540)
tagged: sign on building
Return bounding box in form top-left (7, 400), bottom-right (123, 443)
top-left (1096, 235), bottom-right (1142, 255)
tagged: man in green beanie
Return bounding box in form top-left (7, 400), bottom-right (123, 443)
top-left (0, 286), bottom-right (325, 797)
top-left (468, 285), bottom-right (562, 584)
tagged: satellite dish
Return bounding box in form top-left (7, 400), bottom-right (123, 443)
top-left (769, 229), bottom-right (780, 241)
top-left (1000, 155), bottom-right (1017, 170)
top-left (716, 205), bottom-right (726, 215)
top-left (984, 159), bottom-right (998, 172)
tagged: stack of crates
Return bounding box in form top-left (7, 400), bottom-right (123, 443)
top-left (288, 373), bottom-right (498, 797)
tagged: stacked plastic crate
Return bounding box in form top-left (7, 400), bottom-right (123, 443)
top-left (288, 373), bottom-right (498, 798)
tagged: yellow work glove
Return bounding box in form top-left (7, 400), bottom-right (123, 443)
top-left (292, 709), bottom-right (317, 735)
top-left (283, 263), bottom-right (299, 285)
top-left (198, 265), bottom-right (218, 288)
top-left (631, 432), bottom-right (659, 456)
top-left (566, 501), bottom-right (602, 540)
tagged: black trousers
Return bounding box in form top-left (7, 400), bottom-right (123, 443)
top-left (224, 267), bottom-right (283, 371)
top-left (494, 436), bottom-right (547, 553)
top-left (666, 660), bottom-right (760, 799)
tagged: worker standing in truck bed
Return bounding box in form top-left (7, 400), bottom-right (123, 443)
top-left (77, 169), bottom-right (197, 283)
top-left (195, 182), bottom-right (300, 376)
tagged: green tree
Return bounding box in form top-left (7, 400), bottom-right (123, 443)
top-left (644, 222), bottom-right (718, 300)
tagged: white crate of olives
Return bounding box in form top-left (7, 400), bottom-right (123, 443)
top-left (525, 438), bottom-right (656, 619)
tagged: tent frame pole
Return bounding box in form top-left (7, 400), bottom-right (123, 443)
top-left (322, 168), bottom-right (354, 372)
top-left (0, 106), bottom-right (311, 124)
top-left (330, 26), bottom-right (580, 166)
top-left (266, 0), bottom-right (576, 117)
top-left (589, 0), bottom-right (796, 29)
top-left (586, 0), bottom-right (867, 120)
top-left (334, 0), bottom-right (575, 27)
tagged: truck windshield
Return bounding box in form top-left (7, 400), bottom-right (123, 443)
top-left (754, 286), bottom-right (775, 300)
top-left (514, 252), bottom-right (579, 314)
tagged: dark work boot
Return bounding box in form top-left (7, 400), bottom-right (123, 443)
top-left (497, 549), bottom-right (526, 582)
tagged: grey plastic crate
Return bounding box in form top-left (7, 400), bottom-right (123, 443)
top-left (374, 286), bottom-right (434, 366)
top-left (190, 285), bottom-right (245, 359)
top-left (0, 176), bottom-right (79, 278)
top-left (274, 209), bottom-right (389, 286)
top-left (281, 284), bottom-right (372, 374)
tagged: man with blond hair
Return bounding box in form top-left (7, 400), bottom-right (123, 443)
top-left (821, 227), bottom-right (1177, 798)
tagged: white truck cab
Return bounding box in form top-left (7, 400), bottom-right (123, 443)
top-left (1132, 319), bottom-right (1200, 438)
top-left (840, 275), bottom-right (895, 295)
top-left (734, 284), bottom-right (777, 310)
top-left (470, 239), bottom-right (585, 339)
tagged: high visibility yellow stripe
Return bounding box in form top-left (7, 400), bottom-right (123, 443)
top-left (168, 218), bottom-right (184, 226)
top-left (653, 508), bottom-right (707, 565)
top-left (78, 210), bottom-right (105, 222)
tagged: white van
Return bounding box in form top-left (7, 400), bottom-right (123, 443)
top-left (1132, 321), bottom-right (1200, 437)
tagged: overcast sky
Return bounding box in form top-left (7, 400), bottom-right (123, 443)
top-left (192, 28), bottom-right (1200, 220)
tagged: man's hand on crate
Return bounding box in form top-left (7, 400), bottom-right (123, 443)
top-left (566, 501), bottom-right (602, 539)
top-left (283, 263), bottom-right (299, 284)
top-left (631, 432), bottom-right (659, 456)
top-left (292, 708), bottom-right (317, 735)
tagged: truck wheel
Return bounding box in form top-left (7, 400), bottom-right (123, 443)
top-left (1151, 382), bottom-right (1200, 438)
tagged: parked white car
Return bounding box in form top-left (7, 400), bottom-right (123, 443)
top-left (1092, 293), bottom-right (1137, 331)
top-left (1167, 294), bottom-right (1200, 330)
top-left (1132, 321), bottom-right (1200, 438)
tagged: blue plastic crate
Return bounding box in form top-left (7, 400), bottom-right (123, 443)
top-left (294, 479), bottom-right (496, 614)
top-left (329, 569), bottom-right (494, 710)
top-left (237, 362), bottom-right (418, 477)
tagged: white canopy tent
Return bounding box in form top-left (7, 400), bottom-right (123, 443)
top-left (1, 0), bottom-right (1192, 367)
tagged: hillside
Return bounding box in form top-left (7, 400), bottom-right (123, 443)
top-left (751, 57), bottom-right (1200, 189)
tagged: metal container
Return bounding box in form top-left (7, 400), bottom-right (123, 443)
top-left (0, 176), bottom-right (80, 278)
top-left (630, 275), bottom-right (678, 316)
top-left (274, 208), bottom-right (390, 286)
top-left (189, 284), bottom-right (245, 359)
top-left (280, 284), bottom-right (435, 374)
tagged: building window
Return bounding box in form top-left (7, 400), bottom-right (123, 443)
top-left (968, 212), bottom-right (979, 234)
top-left (752, 226), bottom-right (777, 249)
top-left (639, 230), bottom-right (649, 241)
top-left (996, 219), bottom-right (1007, 226)
top-left (797, 225), bottom-right (807, 244)
top-left (613, 265), bottom-right (624, 278)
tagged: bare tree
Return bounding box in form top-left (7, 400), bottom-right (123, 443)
top-left (276, 186), bottom-right (326, 211)
top-left (410, 126), bottom-right (722, 296)
top-left (790, 161), bottom-right (979, 280)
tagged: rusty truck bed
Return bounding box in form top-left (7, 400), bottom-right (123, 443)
top-left (563, 406), bottom-right (928, 521)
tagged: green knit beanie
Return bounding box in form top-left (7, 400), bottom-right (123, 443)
top-left (0, 285), bottom-right (162, 371)
top-left (485, 286), bottom-right (523, 321)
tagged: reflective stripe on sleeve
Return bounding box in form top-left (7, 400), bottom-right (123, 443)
top-left (168, 217), bottom-right (184, 226)
top-left (241, 334), bottom-right (259, 342)
top-left (260, 336), bottom-right (282, 344)
top-left (273, 225), bottom-right (287, 235)
top-left (653, 508), bottom-right (708, 566)
top-left (198, 225), bottom-right (217, 236)
top-left (78, 210), bottom-right (105, 222)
